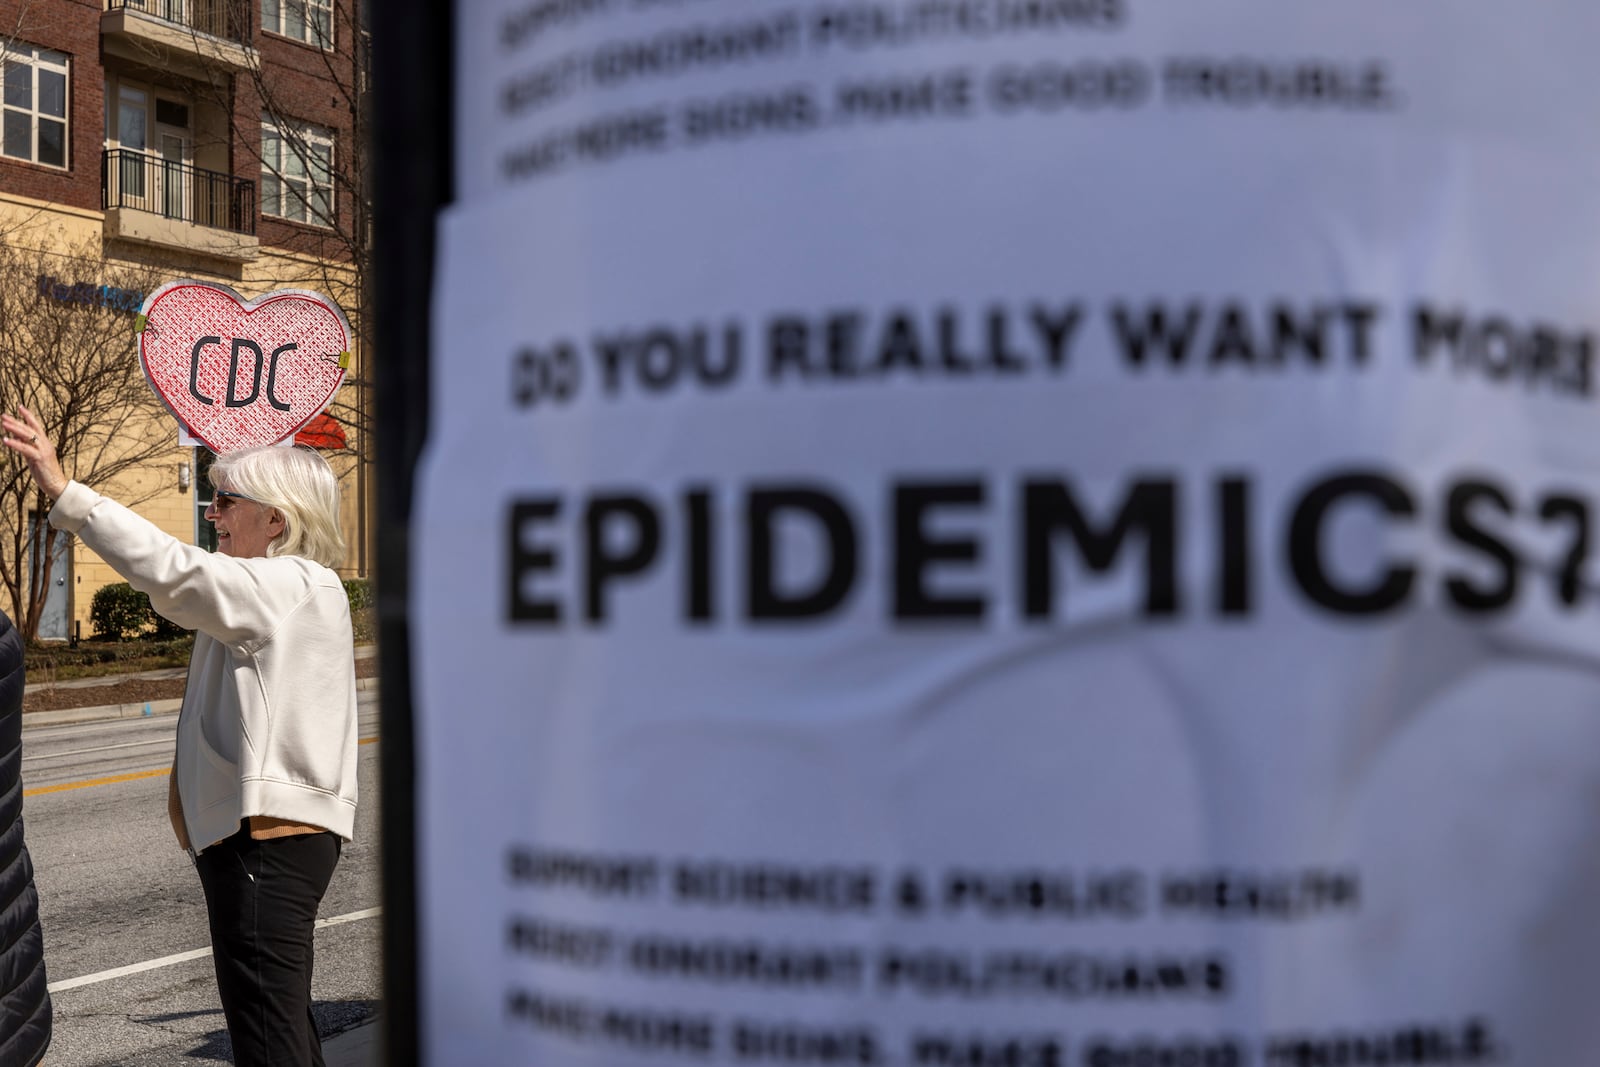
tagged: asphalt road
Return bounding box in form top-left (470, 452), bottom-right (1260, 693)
top-left (20, 692), bottom-right (383, 1065)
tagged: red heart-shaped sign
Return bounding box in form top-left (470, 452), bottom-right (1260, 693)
top-left (139, 282), bottom-right (349, 453)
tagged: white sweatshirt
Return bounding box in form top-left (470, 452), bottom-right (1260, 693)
top-left (51, 482), bottom-right (358, 852)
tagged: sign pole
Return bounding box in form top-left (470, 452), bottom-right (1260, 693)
top-left (372, 0), bottom-right (452, 1061)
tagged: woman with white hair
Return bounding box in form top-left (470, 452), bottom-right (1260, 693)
top-left (2, 406), bottom-right (357, 1067)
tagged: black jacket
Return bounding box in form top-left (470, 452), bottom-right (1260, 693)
top-left (0, 612), bottom-right (50, 1065)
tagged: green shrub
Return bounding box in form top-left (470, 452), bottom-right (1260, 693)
top-left (89, 578), bottom-right (374, 645)
top-left (344, 578), bottom-right (375, 643)
top-left (90, 581), bottom-right (189, 640)
top-left (342, 578), bottom-right (372, 611)
top-left (90, 582), bottom-right (151, 640)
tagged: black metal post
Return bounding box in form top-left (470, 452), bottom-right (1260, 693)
top-left (371, 0), bottom-right (451, 1061)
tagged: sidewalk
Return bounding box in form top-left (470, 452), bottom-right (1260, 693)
top-left (22, 645), bottom-right (378, 728)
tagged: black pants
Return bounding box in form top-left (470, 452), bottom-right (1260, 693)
top-left (195, 825), bottom-right (341, 1066)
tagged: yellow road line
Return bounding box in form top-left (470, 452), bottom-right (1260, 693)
top-left (26, 767), bottom-right (169, 796)
top-left (25, 736), bottom-right (380, 797)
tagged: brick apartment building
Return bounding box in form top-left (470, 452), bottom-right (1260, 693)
top-left (0, 0), bottom-right (370, 640)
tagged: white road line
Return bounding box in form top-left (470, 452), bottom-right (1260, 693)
top-left (24, 717), bottom-right (177, 742)
top-left (316, 906), bottom-right (382, 929)
top-left (49, 947), bottom-right (215, 993)
top-left (47, 906), bottom-right (382, 994)
top-left (22, 738), bottom-right (171, 762)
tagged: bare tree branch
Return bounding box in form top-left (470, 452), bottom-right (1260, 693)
top-left (0, 237), bottom-right (173, 640)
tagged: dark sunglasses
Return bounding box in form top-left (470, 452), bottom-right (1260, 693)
top-left (210, 489), bottom-right (263, 511)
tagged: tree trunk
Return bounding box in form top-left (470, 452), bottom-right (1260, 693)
top-left (22, 515), bottom-right (60, 642)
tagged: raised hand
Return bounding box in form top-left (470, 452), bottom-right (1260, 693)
top-left (0, 406), bottom-right (69, 501)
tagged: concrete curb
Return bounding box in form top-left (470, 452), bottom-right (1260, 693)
top-left (24, 697), bottom-right (185, 729)
top-left (23, 676), bottom-right (378, 730)
top-left (324, 1017), bottom-right (380, 1066)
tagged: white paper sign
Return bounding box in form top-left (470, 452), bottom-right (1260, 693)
top-left (419, 2), bottom-right (1600, 1063)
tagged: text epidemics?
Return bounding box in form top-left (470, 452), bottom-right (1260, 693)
top-left (506, 469), bottom-right (1593, 627)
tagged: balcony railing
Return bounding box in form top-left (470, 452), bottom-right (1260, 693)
top-left (102, 149), bottom-right (256, 236)
top-left (105, 0), bottom-right (249, 46)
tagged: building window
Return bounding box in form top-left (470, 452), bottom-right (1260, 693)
top-left (262, 0), bottom-right (333, 46)
top-left (194, 449), bottom-right (218, 552)
top-left (261, 117), bottom-right (334, 226)
top-left (2, 44), bottom-right (68, 168)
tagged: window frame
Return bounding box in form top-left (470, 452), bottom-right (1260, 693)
top-left (260, 0), bottom-right (335, 48)
top-left (104, 75), bottom-right (195, 154)
top-left (1, 43), bottom-right (69, 170)
top-left (194, 448), bottom-right (219, 552)
top-left (259, 115), bottom-right (336, 228)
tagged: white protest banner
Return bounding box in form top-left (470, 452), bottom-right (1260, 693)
top-left (417, 1), bottom-right (1600, 1063)
top-left (138, 282), bottom-right (350, 452)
